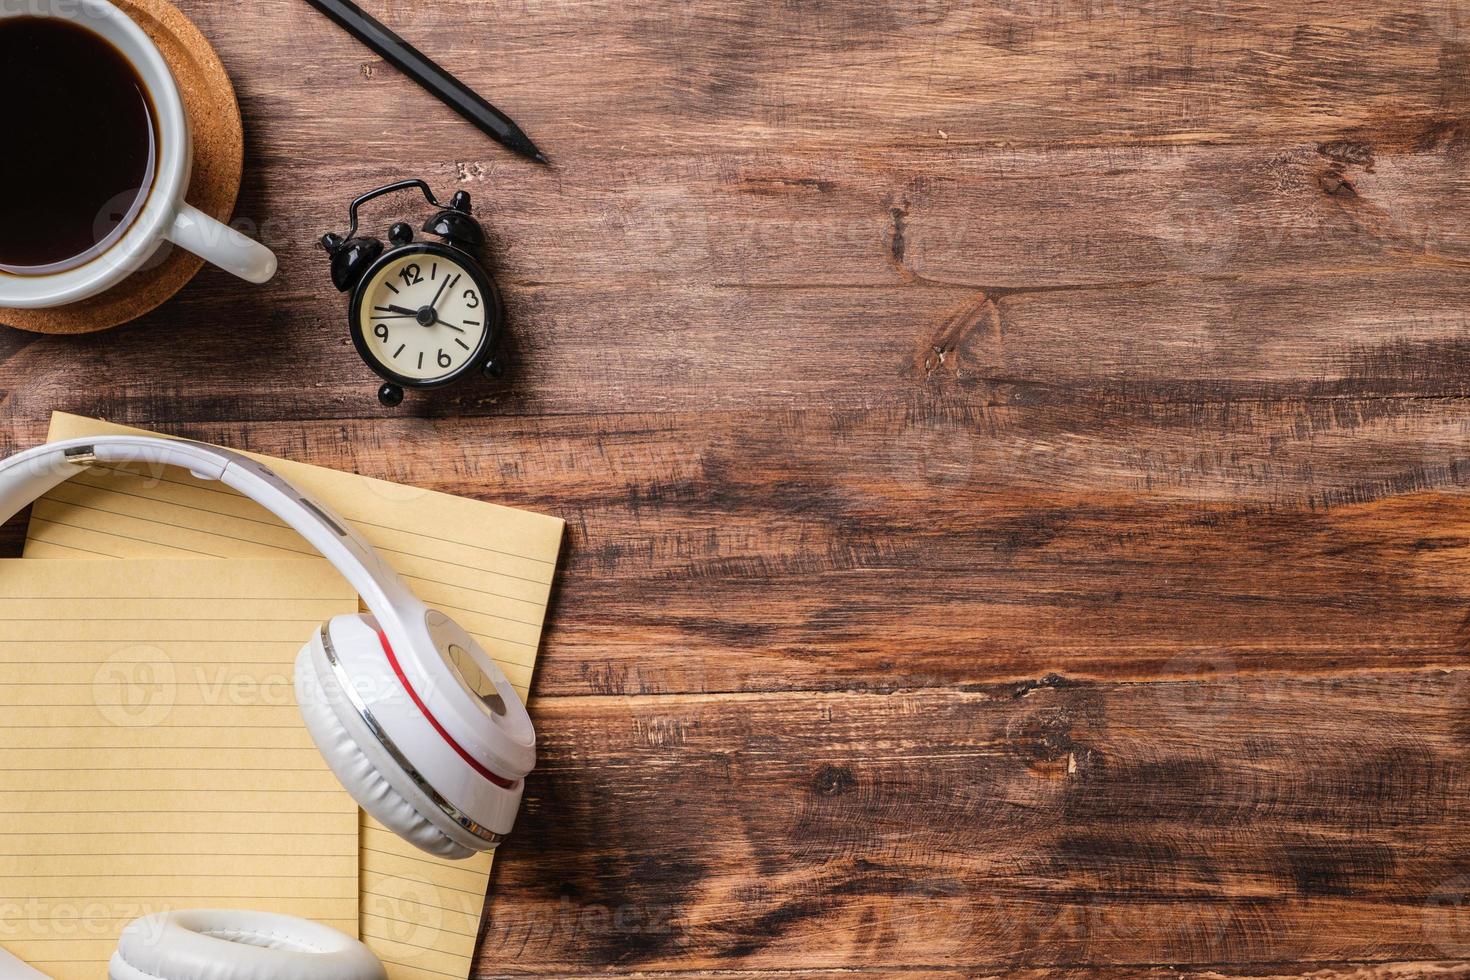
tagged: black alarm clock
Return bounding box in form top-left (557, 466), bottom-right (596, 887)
top-left (321, 179), bottom-right (506, 408)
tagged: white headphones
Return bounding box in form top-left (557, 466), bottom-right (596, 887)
top-left (0, 437), bottom-right (539, 980)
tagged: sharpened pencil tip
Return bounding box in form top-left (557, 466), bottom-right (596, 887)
top-left (532, 150), bottom-right (551, 166)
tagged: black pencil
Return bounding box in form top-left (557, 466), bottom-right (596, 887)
top-left (304, 0), bottom-right (548, 165)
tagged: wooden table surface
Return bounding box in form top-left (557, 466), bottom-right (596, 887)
top-left (6, 0), bottom-right (1470, 976)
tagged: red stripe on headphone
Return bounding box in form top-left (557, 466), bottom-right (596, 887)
top-left (376, 629), bottom-right (518, 790)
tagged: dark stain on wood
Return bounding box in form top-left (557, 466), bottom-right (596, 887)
top-left (811, 763), bottom-right (857, 797)
top-left (1317, 140), bottom-right (1377, 168)
top-left (1282, 839), bottom-right (1397, 898)
top-left (1318, 169), bottom-right (1359, 197)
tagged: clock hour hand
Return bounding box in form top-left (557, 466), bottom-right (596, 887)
top-left (372, 305), bottom-right (422, 320)
top-left (375, 302), bottom-right (445, 328)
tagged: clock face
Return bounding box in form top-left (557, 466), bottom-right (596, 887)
top-left (352, 247), bottom-right (495, 386)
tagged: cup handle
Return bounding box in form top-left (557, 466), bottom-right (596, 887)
top-left (165, 204), bottom-right (278, 284)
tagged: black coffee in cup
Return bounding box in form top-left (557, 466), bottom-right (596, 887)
top-left (0, 17), bottom-right (158, 273)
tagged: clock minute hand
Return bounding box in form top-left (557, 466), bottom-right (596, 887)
top-left (427, 277), bottom-right (451, 313)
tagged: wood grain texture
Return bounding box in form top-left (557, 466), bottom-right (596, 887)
top-left (479, 676), bottom-right (1470, 973)
top-left (4, 0), bottom-right (1470, 975)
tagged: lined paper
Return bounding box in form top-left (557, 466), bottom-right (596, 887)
top-left (0, 558), bottom-right (360, 980)
top-left (25, 413), bottom-right (565, 980)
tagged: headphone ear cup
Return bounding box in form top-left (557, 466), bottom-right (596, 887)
top-left (294, 641), bottom-right (474, 860)
top-left (109, 909), bottom-right (385, 980)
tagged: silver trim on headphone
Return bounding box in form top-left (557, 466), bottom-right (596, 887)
top-left (318, 626), bottom-right (504, 848)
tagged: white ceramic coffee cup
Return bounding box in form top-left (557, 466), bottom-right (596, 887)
top-left (0, 0), bottom-right (276, 309)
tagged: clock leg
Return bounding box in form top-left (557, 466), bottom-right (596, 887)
top-left (484, 357), bottom-right (506, 380)
top-left (378, 383), bottom-right (405, 408)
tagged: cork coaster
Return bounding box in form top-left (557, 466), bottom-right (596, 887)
top-left (1, 0), bottom-right (244, 335)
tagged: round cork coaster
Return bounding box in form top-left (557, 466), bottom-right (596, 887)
top-left (1, 0), bottom-right (244, 335)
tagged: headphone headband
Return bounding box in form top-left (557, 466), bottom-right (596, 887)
top-left (0, 435), bottom-right (423, 628)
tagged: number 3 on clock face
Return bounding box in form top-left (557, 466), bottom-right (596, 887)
top-left (349, 245), bottom-right (499, 388)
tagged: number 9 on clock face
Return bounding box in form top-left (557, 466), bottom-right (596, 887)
top-left (349, 245), bottom-right (501, 388)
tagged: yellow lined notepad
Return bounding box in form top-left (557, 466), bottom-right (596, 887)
top-left (25, 413), bottom-right (565, 980)
top-left (0, 558), bottom-right (359, 980)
